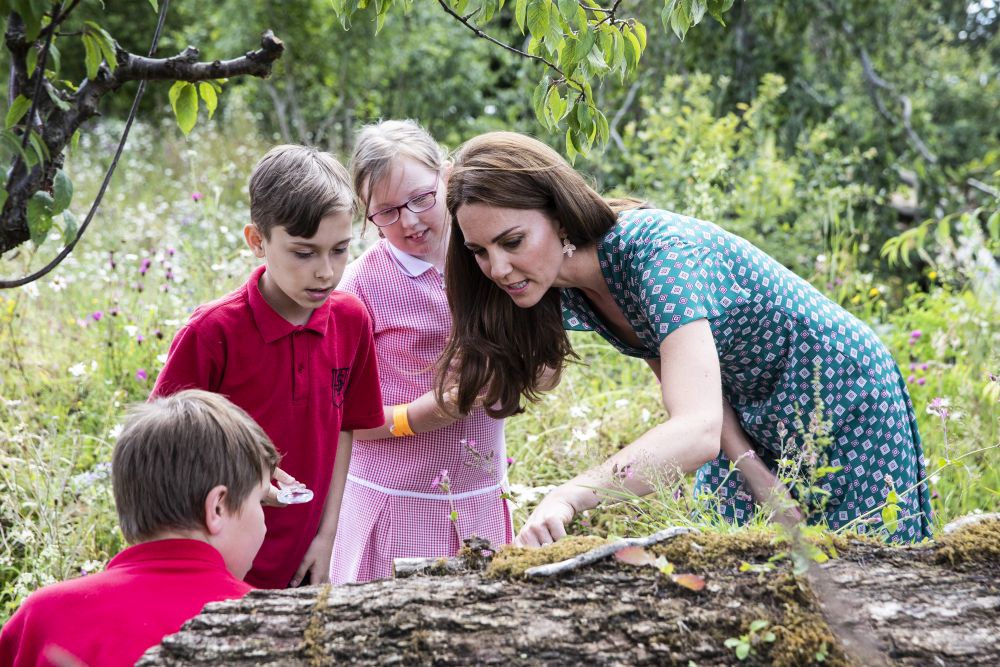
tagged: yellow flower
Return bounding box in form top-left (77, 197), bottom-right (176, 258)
top-left (851, 294), bottom-right (862, 304)
top-left (868, 288), bottom-right (880, 298)
top-left (928, 271), bottom-right (937, 281)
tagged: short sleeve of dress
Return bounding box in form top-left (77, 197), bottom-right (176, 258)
top-left (628, 227), bottom-right (750, 347)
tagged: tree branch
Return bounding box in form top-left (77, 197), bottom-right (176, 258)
top-left (0, 25), bottom-right (285, 277)
top-left (112, 30), bottom-right (284, 84)
top-left (435, 0), bottom-right (568, 81)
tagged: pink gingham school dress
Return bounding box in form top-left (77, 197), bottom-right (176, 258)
top-left (330, 240), bottom-right (512, 583)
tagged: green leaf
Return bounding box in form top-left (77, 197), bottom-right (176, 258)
top-left (515, 0), bottom-right (528, 33)
top-left (565, 128), bottom-right (578, 163)
top-left (0, 129), bottom-right (29, 165)
top-left (557, 0), bottom-right (576, 22)
top-left (85, 21), bottom-right (119, 72)
top-left (52, 169), bottom-right (73, 214)
top-left (6, 95), bottom-right (31, 129)
top-left (624, 29), bottom-right (642, 70)
top-left (531, 78), bottom-right (549, 123)
top-left (526, 0), bottom-right (550, 41)
top-left (707, 0), bottom-right (735, 24)
top-left (46, 86), bottom-right (71, 112)
top-left (595, 109), bottom-right (609, 144)
top-left (71, 128), bottom-right (81, 154)
top-left (148, 0), bottom-right (158, 10)
top-left (0, 188), bottom-right (8, 215)
top-left (62, 209), bottom-right (79, 246)
top-left (27, 191), bottom-right (54, 246)
top-left (546, 87), bottom-right (567, 125)
top-left (169, 81), bottom-right (198, 135)
top-left (13, 0), bottom-right (43, 41)
top-left (82, 34), bottom-right (102, 80)
top-left (633, 21), bottom-right (647, 50)
top-left (735, 643), bottom-right (750, 660)
top-left (198, 82), bottom-right (218, 120)
top-left (28, 130), bottom-right (49, 166)
top-left (749, 620), bottom-right (769, 632)
top-left (881, 503), bottom-right (899, 534)
top-left (48, 43), bottom-right (61, 76)
top-left (26, 47), bottom-right (38, 78)
top-left (690, 0), bottom-right (707, 26)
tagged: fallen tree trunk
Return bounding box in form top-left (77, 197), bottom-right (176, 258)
top-left (138, 520), bottom-right (1000, 666)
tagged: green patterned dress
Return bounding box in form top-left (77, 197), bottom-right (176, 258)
top-left (562, 209), bottom-right (932, 541)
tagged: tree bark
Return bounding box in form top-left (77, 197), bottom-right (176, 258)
top-left (137, 521), bottom-right (1000, 667)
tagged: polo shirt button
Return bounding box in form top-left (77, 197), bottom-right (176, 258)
top-left (297, 364), bottom-right (304, 372)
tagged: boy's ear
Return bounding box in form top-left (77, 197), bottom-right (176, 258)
top-left (244, 224), bottom-right (266, 258)
top-left (203, 484), bottom-right (230, 536)
top-left (441, 160), bottom-right (454, 183)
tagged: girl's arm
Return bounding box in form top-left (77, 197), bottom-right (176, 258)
top-left (515, 319), bottom-right (724, 546)
top-left (351, 388), bottom-right (465, 440)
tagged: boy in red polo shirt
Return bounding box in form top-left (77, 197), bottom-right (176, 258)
top-left (0, 390), bottom-right (280, 667)
top-left (151, 145), bottom-right (384, 588)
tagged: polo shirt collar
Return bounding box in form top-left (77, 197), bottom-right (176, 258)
top-left (108, 539), bottom-right (226, 571)
top-left (386, 240), bottom-right (439, 278)
top-left (247, 265), bottom-right (329, 342)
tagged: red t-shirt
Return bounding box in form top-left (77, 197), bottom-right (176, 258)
top-left (0, 540), bottom-right (250, 667)
top-left (151, 265), bottom-right (384, 588)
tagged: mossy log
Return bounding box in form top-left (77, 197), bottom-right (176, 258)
top-left (138, 520), bottom-right (1000, 667)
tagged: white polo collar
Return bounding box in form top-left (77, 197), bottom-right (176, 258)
top-left (386, 240), bottom-right (439, 279)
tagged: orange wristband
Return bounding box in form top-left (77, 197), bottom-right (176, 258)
top-left (390, 404), bottom-right (415, 437)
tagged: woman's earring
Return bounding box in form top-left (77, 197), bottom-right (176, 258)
top-left (561, 236), bottom-right (576, 258)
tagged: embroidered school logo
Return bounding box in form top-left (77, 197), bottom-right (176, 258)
top-left (331, 368), bottom-right (350, 407)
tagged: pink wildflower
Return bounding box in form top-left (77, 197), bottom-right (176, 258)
top-left (91, 311), bottom-right (103, 321)
top-left (191, 191), bottom-right (204, 202)
top-left (135, 368), bottom-right (148, 382)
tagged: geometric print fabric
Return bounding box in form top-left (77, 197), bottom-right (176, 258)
top-left (561, 209), bottom-right (932, 541)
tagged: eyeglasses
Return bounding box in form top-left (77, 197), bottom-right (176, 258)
top-left (366, 174), bottom-right (440, 228)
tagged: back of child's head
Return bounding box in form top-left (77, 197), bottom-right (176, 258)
top-left (112, 390), bottom-right (280, 544)
top-left (351, 119), bottom-right (447, 209)
top-left (249, 144), bottom-right (353, 240)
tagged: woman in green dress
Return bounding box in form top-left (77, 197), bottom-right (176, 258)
top-left (438, 131), bottom-right (932, 547)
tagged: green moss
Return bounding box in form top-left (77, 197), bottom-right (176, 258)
top-left (935, 518), bottom-right (1000, 567)
top-left (485, 536), bottom-right (607, 579)
top-left (648, 528), bottom-right (778, 570)
top-left (769, 575), bottom-right (851, 667)
top-left (302, 584), bottom-right (331, 667)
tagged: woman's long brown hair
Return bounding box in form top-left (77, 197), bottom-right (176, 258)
top-left (437, 132), bottom-right (632, 418)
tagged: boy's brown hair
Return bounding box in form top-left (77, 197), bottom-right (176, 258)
top-left (248, 144), bottom-right (354, 240)
top-left (112, 390), bottom-right (280, 543)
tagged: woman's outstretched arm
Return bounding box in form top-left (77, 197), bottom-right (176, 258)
top-left (515, 319), bottom-right (724, 546)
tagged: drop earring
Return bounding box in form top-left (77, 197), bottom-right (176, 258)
top-left (561, 235), bottom-right (576, 258)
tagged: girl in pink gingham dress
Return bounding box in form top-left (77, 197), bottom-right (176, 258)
top-left (330, 120), bottom-right (512, 583)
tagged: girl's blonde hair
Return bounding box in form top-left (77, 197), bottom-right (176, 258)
top-left (350, 119), bottom-right (447, 220)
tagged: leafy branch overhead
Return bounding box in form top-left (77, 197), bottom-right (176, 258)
top-left (0, 0), bottom-right (284, 259)
top-left (0, 0), bottom-right (733, 273)
top-left (331, 0), bottom-right (735, 160)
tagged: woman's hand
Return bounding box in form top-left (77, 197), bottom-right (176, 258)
top-left (514, 491), bottom-right (577, 547)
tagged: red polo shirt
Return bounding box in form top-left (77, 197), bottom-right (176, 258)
top-left (0, 539), bottom-right (250, 667)
top-left (151, 265), bottom-right (384, 588)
